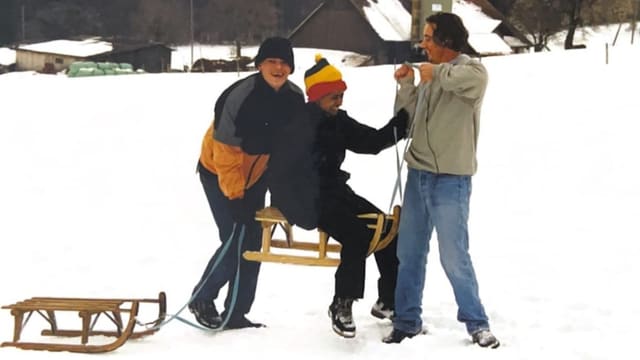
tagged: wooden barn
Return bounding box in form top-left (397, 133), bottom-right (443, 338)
top-left (90, 40), bottom-right (173, 73)
top-left (289, 0), bottom-right (412, 65)
top-left (288, 0), bottom-right (531, 64)
top-left (15, 37), bottom-right (172, 74)
top-left (461, 0), bottom-right (532, 53)
top-left (438, 0), bottom-right (531, 55)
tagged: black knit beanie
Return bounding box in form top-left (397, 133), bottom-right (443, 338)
top-left (254, 37), bottom-right (295, 74)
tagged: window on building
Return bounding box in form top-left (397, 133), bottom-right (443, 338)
top-left (55, 58), bottom-right (64, 64)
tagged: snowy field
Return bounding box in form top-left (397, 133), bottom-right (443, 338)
top-left (1, 41), bottom-right (640, 360)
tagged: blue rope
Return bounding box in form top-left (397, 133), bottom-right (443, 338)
top-left (144, 223), bottom-right (245, 332)
top-left (388, 126), bottom-right (407, 213)
top-left (218, 224), bottom-right (244, 329)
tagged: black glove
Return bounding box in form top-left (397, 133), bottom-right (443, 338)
top-left (228, 198), bottom-right (254, 224)
top-left (388, 109), bottom-right (409, 140)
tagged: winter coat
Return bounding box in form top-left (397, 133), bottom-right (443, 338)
top-left (199, 72), bottom-right (305, 200)
top-left (394, 54), bottom-right (487, 175)
top-left (267, 104), bottom-right (319, 230)
top-left (199, 124), bottom-right (269, 199)
top-left (309, 103), bottom-right (404, 193)
top-left (264, 102), bottom-right (404, 231)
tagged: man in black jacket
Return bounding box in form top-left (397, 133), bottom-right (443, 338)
top-left (191, 37), bottom-right (305, 330)
top-left (302, 55), bottom-right (408, 338)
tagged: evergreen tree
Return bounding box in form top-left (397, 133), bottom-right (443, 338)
top-left (0, 0), bottom-right (19, 45)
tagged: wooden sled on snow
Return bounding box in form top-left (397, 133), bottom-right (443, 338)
top-left (243, 205), bottom-right (401, 266)
top-left (1, 292), bottom-right (166, 353)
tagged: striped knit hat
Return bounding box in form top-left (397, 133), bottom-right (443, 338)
top-left (304, 54), bottom-right (347, 102)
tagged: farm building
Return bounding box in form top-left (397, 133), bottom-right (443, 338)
top-left (288, 0), bottom-right (531, 64)
top-left (15, 37), bottom-right (172, 74)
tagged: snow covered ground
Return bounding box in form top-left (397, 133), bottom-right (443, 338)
top-left (1, 42), bottom-right (640, 359)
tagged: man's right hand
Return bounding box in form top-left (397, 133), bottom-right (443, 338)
top-left (394, 64), bottom-right (414, 81)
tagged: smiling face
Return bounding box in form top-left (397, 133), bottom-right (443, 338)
top-left (317, 90), bottom-right (344, 116)
top-left (258, 58), bottom-right (292, 91)
top-left (420, 23), bottom-right (445, 64)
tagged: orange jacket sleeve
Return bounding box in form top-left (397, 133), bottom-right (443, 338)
top-left (212, 139), bottom-right (246, 200)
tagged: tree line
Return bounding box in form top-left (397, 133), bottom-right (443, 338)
top-left (0, 0), bottom-right (637, 51)
top-left (0, 0), bottom-right (323, 45)
top-left (502, 0), bottom-right (638, 50)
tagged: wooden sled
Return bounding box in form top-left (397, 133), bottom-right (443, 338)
top-left (1, 292), bottom-right (166, 353)
top-left (243, 205), bottom-right (401, 266)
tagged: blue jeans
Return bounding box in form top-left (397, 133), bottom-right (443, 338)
top-left (192, 163), bottom-right (264, 317)
top-left (393, 168), bottom-right (489, 335)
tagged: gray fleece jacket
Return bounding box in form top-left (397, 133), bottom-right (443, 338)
top-left (394, 54), bottom-right (488, 175)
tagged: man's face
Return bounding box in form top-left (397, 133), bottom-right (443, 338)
top-left (419, 23), bottom-right (444, 64)
top-left (316, 90), bottom-right (344, 116)
top-left (258, 58), bottom-right (291, 91)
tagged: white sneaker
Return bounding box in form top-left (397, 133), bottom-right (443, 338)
top-left (370, 299), bottom-right (394, 320)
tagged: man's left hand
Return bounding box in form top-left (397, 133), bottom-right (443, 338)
top-left (418, 63), bottom-right (435, 83)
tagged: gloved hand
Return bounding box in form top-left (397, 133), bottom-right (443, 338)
top-left (388, 109), bottom-right (409, 140)
top-left (228, 198), bottom-right (254, 224)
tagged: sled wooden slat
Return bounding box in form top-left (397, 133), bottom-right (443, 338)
top-left (1, 292), bottom-right (166, 353)
top-left (244, 205), bottom-right (401, 266)
top-left (269, 239), bottom-right (342, 253)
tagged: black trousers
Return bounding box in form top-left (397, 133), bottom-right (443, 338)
top-left (318, 184), bottom-right (398, 305)
top-left (193, 163), bottom-right (266, 317)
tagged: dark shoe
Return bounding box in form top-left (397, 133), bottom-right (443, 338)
top-left (222, 313), bottom-right (266, 330)
top-left (370, 299), bottom-right (394, 320)
top-left (471, 329), bottom-right (500, 349)
top-left (328, 297), bottom-right (356, 338)
top-left (188, 300), bottom-right (222, 329)
top-left (382, 328), bottom-right (424, 344)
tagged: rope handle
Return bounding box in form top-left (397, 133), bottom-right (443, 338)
top-left (139, 224), bottom-right (246, 332)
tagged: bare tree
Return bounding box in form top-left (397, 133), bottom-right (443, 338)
top-left (0, 0), bottom-right (19, 45)
top-left (21, 0), bottom-right (104, 41)
top-left (510, 0), bottom-right (635, 50)
top-left (199, 0), bottom-right (279, 43)
top-left (510, 0), bottom-right (563, 51)
top-left (131, 0), bottom-right (190, 43)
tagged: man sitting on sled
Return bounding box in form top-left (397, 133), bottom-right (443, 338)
top-left (301, 54), bottom-right (408, 338)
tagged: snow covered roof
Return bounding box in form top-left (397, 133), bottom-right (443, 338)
top-left (361, 0), bottom-right (411, 41)
top-left (0, 47), bottom-right (16, 66)
top-left (17, 38), bottom-right (113, 58)
top-left (468, 33), bottom-right (512, 54)
top-left (358, 0), bottom-right (511, 53)
top-left (503, 35), bottom-right (530, 48)
top-left (453, 0), bottom-right (512, 55)
top-left (453, 0), bottom-right (501, 33)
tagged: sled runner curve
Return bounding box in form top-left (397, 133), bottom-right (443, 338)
top-left (1, 292), bottom-right (166, 353)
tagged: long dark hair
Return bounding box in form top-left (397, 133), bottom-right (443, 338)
top-left (426, 12), bottom-right (469, 52)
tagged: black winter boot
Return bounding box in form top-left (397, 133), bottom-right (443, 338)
top-left (370, 298), bottom-right (394, 320)
top-left (188, 299), bottom-right (222, 329)
top-left (328, 297), bottom-right (356, 338)
top-left (471, 329), bottom-right (500, 348)
top-left (382, 327), bottom-right (426, 344)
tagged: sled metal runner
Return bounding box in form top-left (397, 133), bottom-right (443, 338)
top-left (244, 205), bottom-right (401, 266)
top-left (1, 292), bottom-right (166, 353)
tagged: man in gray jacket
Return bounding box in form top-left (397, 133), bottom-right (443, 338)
top-left (383, 12), bottom-right (499, 348)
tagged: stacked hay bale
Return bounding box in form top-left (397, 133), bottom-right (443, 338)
top-left (67, 62), bottom-right (141, 77)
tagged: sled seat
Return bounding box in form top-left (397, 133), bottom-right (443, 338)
top-left (1, 292), bottom-right (166, 353)
top-left (243, 205), bottom-right (401, 267)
